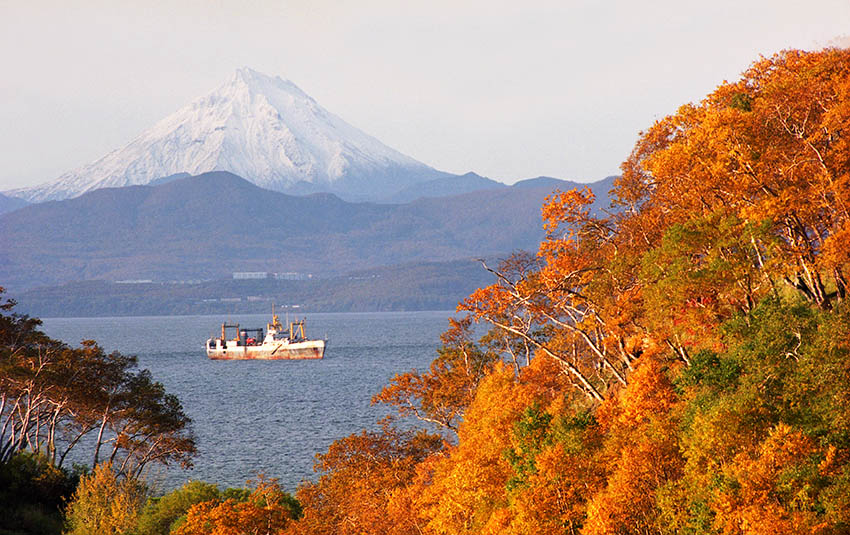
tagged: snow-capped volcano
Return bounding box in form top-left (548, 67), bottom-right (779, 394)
top-left (9, 68), bottom-right (445, 202)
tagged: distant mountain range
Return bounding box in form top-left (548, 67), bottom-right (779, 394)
top-left (6, 68), bottom-right (448, 203)
top-left (0, 171), bottom-right (615, 292)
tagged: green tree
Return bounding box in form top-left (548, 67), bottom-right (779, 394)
top-left (0, 451), bottom-right (82, 535)
top-left (136, 480), bottom-right (222, 535)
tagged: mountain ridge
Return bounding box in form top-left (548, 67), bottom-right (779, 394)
top-left (0, 192), bottom-right (29, 215)
top-left (384, 172), bottom-right (505, 203)
top-left (0, 170), bottom-right (614, 291)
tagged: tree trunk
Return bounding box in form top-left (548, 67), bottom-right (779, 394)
top-left (92, 408), bottom-right (109, 467)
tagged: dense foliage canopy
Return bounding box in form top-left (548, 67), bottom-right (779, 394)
top-left (286, 47), bottom-right (850, 535)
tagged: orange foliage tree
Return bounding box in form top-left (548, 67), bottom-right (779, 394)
top-left (372, 317), bottom-right (498, 433)
top-left (461, 47), bottom-right (850, 398)
top-left (290, 424), bottom-right (442, 535)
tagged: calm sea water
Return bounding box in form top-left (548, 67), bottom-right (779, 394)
top-left (40, 311), bottom-right (451, 493)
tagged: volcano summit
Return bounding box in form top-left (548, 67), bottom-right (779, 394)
top-left (9, 68), bottom-right (447, 202)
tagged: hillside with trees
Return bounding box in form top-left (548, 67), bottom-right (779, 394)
top-left (2, 47), bottom-right (850, 535)
top-left (10, 259), bottom-right (498, 317)
top-left (284, 47), bottom-right (850, 535)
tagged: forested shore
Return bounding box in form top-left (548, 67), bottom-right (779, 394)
top-left (3, 47), bottom-right (850, 534)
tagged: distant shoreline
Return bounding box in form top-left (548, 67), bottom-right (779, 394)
top-left (39, 309), bottom-right (457, 321)
top-left (11, 262), bottom-right (488, 318)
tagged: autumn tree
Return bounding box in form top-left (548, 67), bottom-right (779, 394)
top-left (0, 287), bottom-right (195, 494)
top-left (373, 316), bottom-right (498, 433)
top-left (442, 47), bottom-right (850, 534)
top-left (64, 462), bottom-right (147, 535)
top-left (291, 424), bottom-right (442, 535)
top-left (624, 49), bottom-right (850, 310)
top-left (583, 354), bottom-right (683, 535)
top-left (665, 298), bottom-right (850, 533)
top-left (289, 47), bottom-right (850, 535)
top-left (414, 362), bottom-right (531, 535)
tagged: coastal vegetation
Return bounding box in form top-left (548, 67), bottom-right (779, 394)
top-left (0, 288), bottom-right (196, 533)
top-left (284, 46), bottom-right (850, 535)
top-left (1, 46), bottom-right (849, 534)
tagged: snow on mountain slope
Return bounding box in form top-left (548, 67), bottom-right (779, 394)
top-left (9, 68), bottom-right (444, 202)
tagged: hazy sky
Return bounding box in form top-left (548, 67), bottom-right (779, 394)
top-left (1, 1), bottom-right (849, 189)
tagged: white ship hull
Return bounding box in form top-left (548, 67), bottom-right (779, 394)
top-left (206, 338), bottom-right (325, 360)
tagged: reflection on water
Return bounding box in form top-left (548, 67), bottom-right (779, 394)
top-left (41, 311), bottom-right (451, 492)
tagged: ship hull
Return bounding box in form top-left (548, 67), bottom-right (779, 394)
top-left (207, 340), bottom-right (325, 360)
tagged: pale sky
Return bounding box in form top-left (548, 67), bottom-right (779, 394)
top-left (1, 0), bottom-right (849, 189)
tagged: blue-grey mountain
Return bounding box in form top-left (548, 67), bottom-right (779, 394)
top-left (0, 192), bottom-right (29, 215)
top-left (0, 171), bottom-right (614, 291)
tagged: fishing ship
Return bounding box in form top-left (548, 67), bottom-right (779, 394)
top-left (206, 309), bottom-right (325, 360)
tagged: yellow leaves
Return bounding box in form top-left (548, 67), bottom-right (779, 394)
top-left (458, 362), bottom-right (534, 459)
top-left (292, 426), bottom-right (442, 535)
top-left (418, 363), bottom-right (535, 534)
top-left (579, 353), bottom-right (685, 535)
top-left (64, 463), bottom-right (146, 535)
top-left (713, 423), bottom-right (827, 535)
top-left (821, 220), bottom-right (850, 270)
top-left (583, 425), bottom-right (682, 535)
top-left (504, 441), bottom-right (605, 535)
top-left (818, 445), bottom-right (839, 478)
top-left (540, 188), bottom-right (595, 236)
top-left (479, 507), bottom-right (512, 535)
top-left (617, 356), bottom-right (677, 427)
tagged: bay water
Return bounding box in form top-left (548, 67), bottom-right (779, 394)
top-left (40, 311), bottom-right (451, 493)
